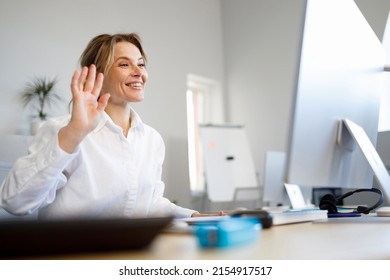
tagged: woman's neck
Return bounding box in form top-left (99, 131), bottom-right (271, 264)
top-left (105, 103), bottom-right (132, 137)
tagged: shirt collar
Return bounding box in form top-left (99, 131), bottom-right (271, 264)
top-left (93, 108), bottom-right (145, 135)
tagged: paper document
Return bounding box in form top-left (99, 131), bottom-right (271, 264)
top-left (271, 209), bottom-right (328, 225)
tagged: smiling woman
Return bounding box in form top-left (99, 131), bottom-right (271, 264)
top-left (0, 33), bottom-right (203, 220)
top-left (102, 42), bottom-right (148, 108)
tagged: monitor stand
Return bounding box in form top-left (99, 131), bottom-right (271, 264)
top-left (337, 118), bottom-right (390, 202)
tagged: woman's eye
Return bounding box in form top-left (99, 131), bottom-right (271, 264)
top-left (119, 63), bottom-right (129, 67)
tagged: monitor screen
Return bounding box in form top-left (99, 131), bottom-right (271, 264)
top-left (284, 0), bottom-right (388, 191)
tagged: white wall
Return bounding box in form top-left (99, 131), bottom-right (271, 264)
top-left (355, 0), bottom-right (390, 41)
top-left (221, 0), bottom-right (306, 186)
top-left (1, 0), bottom-right (389, 211)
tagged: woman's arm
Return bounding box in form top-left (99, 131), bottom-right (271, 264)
top-left (0, 65), bottom-right (110, 215)
top-left (0, 122), bottom-right (77, 215)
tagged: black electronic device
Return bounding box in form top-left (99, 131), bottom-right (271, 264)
top-left (230, 209), bottom-right (273, 228)
top-left (0, 216), bottom-right (173, 258)
top-left (319, 188), bottom-right (384, 216)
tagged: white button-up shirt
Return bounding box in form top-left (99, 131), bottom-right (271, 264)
top-left (0, 109), bottom-right (196, 219)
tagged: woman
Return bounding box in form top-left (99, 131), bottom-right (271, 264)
top-left (0, 33), bottom-right (215, 219)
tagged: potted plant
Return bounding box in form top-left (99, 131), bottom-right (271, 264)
top-left (21, 76), bottom-right (62, 134)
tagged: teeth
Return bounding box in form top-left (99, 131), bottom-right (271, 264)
top-left (129, 83), bottom-right (142, 87)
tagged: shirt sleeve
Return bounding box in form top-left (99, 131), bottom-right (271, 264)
top-left (0, 117), bottom-right (79, 215)
top-left (146, 129), bottom-right (197, 218)
top-left (148, 181), bottom-right (197, 218)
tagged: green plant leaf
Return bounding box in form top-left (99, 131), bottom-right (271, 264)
top-left (21, 76), bottom-right (62, 120)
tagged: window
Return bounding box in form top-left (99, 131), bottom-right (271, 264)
top-left (186, 74), bottom-right (224, 193)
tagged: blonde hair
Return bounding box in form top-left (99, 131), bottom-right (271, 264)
top-left (79, 33), bottom-right (147, 77)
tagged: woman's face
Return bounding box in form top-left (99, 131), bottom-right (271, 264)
top-left (102, 41), bottom-right (148, 105)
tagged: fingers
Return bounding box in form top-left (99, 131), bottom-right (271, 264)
top-left (91, 72), bottom-right (104, 97)
top-left (83, 65), bottom-right (96, 93)
top-left (96, 93), bottom-right (110, 112)
top-left (191, 211), bottom-right (226, 217)
top-left (71, 69), bottom-right (80, 97)
top-left (219, 211), bottom-right (227, 216)
top-left (71, 65), bottom-right (103, 96)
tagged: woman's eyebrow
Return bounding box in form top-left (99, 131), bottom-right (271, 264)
top-left (115, 56), bottom-right (144, 62)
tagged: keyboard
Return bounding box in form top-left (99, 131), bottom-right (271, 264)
top-left (0, 216), bottom-right (173, 258)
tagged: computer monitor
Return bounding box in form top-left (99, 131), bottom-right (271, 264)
top-left (262, 151), bottom-right (289, 207)
top-left (284, 0), bottom-right (390, 202)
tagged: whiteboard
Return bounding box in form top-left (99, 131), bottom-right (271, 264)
top-left (200, 125), bottom-right (258, 202)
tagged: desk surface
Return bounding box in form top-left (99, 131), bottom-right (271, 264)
top-left (48, 218), bottom-right (390, 260)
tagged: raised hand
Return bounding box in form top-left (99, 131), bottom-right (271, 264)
top-left (58, 65), bottom-right (110, 153)
top-left (70, 65), bottom-right (110, 133)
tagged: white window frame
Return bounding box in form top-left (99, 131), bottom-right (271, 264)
top-left (186, 74), bottom-right (224, 193)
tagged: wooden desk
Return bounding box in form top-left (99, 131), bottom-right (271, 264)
top-left (51, 218), bottom-right (390, 260)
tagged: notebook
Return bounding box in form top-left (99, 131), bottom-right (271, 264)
top-left (270, 209), bottom-right (328, 225)
top-left (0, 216), bottom-right (173, 258)
top-left (178, 210), bottom-right (273, 228)
top-left (177, 209), bottom-right (327, 228)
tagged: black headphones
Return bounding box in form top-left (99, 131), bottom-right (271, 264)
top-left (319, 188), bottom-right (384, 214)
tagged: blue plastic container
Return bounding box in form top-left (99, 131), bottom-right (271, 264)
top-left (194, 217), bottom-right (261, 248)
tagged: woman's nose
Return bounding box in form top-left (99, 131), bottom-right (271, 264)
top-left (131, 65), bottom-right (141, 76)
